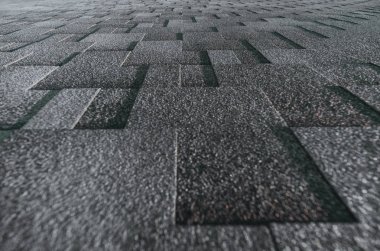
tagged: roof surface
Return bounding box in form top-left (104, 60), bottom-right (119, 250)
top-left (0, 0), bottom-right (380, 250)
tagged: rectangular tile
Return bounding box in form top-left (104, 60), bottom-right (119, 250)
top-left (24, 88), bottom-right (99, 129)
top-left (176, 126), bottom-right (356, 224)
top-left (75, 89), bottom-right (139, 129)
top-left (123, 41), bottom-right (182, 65)
top-left (34, 51), bottom-right (147, 89)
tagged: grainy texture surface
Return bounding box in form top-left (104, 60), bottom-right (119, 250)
top-left (0, 0), bottom-right (379, 250)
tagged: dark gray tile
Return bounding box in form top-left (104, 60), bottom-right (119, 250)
top-left (181, 65), bottom-right (218, 87)
top-left (258, 65), bottom-right (380, 126)
top-left (143, 31), bottom-right (179, 41)
top-left (0, 66), bottom-right (57, 128)
top-left (274, 27), bottom-right (328, 49)
top-left (183, 32), bottom-right (244, 51)
top-left (0, 129), bottom-right (175, 250)
top-left (207, 50), bottom-right (241, 65)
top-left (142, 65), bottom-right (179, 88)
top-left (0, 51), bottom-right (31, 67)
top-left (49, 22), bottom-right (98, 34)
top-left (0, 24), bottom-right (22, 35)
top-left (0, 27), bottom-right (51, 43)
top-left (75, 89), bottom-right (139, 129)
top-left (248, 31), bottom-right (305, 50)
top-left (2, 0), bottom-right (380, 249)
top-left (123, 41), bottom-right (182, 65)
top-left (127, 86), bottom-right (285, 129)
top-left (81, 33), bottom-right (144, 50)
top-left (176, 126), bottom-right (355, 224)
top-left (24, 88), bottom-right (99, 129)
top-left (181, 51), bottom-right (211, 65)
top-left (213, 64), bottom-right (269, 87)
top-left (34, 51), bottom-right (147, 89)
top-left (13, 41), bottom-right (93, 66)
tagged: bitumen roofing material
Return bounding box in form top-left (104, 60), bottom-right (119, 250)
top-left (0, 0), bottom-right (379, 250)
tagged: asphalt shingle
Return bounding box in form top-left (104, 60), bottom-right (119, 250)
top-left (123, 41), bottom-right (182, 65)
top-left (1, 0), bottom-right (380, 249)
top-left (34, 51), bottom-right (146, 89)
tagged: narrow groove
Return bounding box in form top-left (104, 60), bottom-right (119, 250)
top-left (199, 51), bottom-right (212, 65)
top-left (0, 130), bottom-right (12, 144)
top-left (268, 225), bottom-right (280, 251)
top-left (57, 34), bottom-right (75, 42)
top-left (178, 64), bottom-right (182, 87)
top-left (163, 19), bottom-right (169, 27)
top-left (340, 14), bottom-right (369, 20)
top-left (173, 130), bottom-right (179, 224)
top-left (247, 10), bottom-right (257, 14)
top-left (131, 65), bottom-right (149, 89)
top-left (176, 218), bottom-right (360, 226)
top-left (126, 41), bottom-right (138, 51)
top-left (121, 66), bottom-right (149, 127)
top-left (176, 33), bottom-right (183, 40)
top-left (125, 23), bottom-right (138, 33)
top-left (58, 52), bottom-right (80, 66)
top-left (7, 42), bottom-right (34, 52)
top-left (213, 14), bottom-right (220, 19)
top-left (31, 33), bottom-right (54, 44)
top-left (272, 32), bottom-right (305, 49)
top-left (120, 89), bottom-right (140, 128)
top-left (297, 26), bottom-right (329, 38)
top-left (353, 11), bottom-right (375, 17)
top-left (76, 27), bottom-right (100, 41)
top-left (202, 65), bottom-right (218, 87)
top-left (358, 10), bottom-right (378, 15)
top-left (328, 17), bottom-right (359, 25)
top-left (313, 20), bottom-right (345, 30)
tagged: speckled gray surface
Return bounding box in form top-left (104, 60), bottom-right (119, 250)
top-left (124, 40), bottom-right (183, 65)
top-left (272, 127), bottom-right (380, 250)
top-left (13, 41), bottom-right (94, 66)
top-left (33, 51), bottom-right (146, 89)
top-left (1, 0), bottom-right (380, 250)
top-left (0, 66), bottom-right (56, 128)
top-left (23, 88), bottom-right (99, 129)
top-left (81, 33), bottom-right (145, 51)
